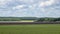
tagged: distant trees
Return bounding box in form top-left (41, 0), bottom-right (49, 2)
top-left (0, 17), bottom-right (60, 21)
top-left (0, 17), bottom-right (37, 21)
top-left (0, 17), bottom-right (21, 21)
top-left (36, 18), bottom-right (60, 22)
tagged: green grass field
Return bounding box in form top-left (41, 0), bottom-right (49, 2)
top-left (0, 24), bottom-right (60, 34)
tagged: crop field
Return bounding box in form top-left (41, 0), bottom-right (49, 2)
top-left (0, 24), bottom-right (60, 34)
top-left (20, 20), bottom-right (34, 22)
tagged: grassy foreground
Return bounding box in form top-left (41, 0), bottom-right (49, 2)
top-left (0, 24), bottom-right (60, 34)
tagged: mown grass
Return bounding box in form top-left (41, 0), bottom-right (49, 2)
top-left (0, 24), bottom-right (60, 34)
top-left (20, 20), bottom-right (34, 22)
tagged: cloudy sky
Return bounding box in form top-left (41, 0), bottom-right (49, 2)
top-left (0, 0), bottom-right (60, 17)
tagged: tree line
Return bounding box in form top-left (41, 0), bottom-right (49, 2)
top-left (36, 18), bottom-right (60, 22)
top-left (0, 17), bottom-right (37, 21)
top-left (0, 17), bottom-right (60, 21)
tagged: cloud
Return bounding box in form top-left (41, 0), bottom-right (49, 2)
top-left (12, 5), bottom-right (26, 10)
top-left (0, 0), bottom-right (12, 5)
top-left (39, 0), bottom-right (55, 7)
top-left (17, 0), bottom-right (34, 4)
top-left (12, 4), bottom-right (37, 10)
top-left (29, 4), bottom-right (37, 10)
top-left (0, 0), bottom-right (60, 17)
top-left (18, 0), bottom-right (40, 4)
top-left (38, 0), bottom-right (60, 12)
top-left (0, 0), bottom-right (7, 5)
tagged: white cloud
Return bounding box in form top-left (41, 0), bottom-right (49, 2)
top-left (0, 0), bottom-right (6, 5)
top-left (29, 4), bottom-right (37, 10)
top-left (18, 0), bottom-right (34, 4)
top-left (39, 0), bottom-right (55, 7)
top-left (12, 4), bottom-right (36, 10)
top-left (0, 0), bottom-right (60, 17)
top-left (12, 5), bottom-right (26, 10)
top-left (0, 0), bottom-right (12, 5)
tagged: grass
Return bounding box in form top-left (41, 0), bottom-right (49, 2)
top-left (0, 24), bottom-right (60, 34)
top-left (20, 20), bottom-right (35, 22)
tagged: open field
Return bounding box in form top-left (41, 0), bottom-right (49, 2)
top-left (0, 24), bottom-right (60, 34)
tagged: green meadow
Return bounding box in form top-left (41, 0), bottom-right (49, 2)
top-left (0, 24), bottom-right (60, 34)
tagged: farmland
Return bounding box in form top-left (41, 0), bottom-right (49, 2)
top-left (0, 24), bottom-right (60, 34)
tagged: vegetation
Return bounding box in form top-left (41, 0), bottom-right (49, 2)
top-left (36, 18), bottom-right (60, 22)
top-left (0, 17), bottom-right (37, 21)
top-left (0, 17), bottom-right (60, 22)
top-left (0, 24), bottom-right (60, 34)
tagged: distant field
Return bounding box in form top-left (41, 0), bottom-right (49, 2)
top-left (20, 20), bottom-right (34, 22)
top-left (0, 24), bottom-right (60, 34)
top-left (0, 20), bottom-right (35, 22)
